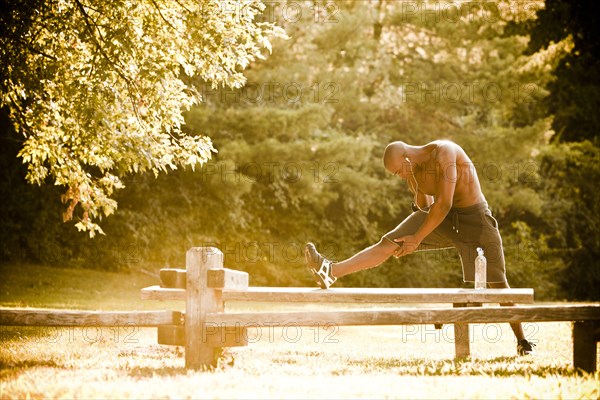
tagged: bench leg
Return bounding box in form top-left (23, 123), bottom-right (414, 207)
top-left (453, 303), bottom-right (470, 358)
top-left (573, 321), bottom-right (600, 374)
top-left (452, 302), bottom-right (483, 358)
top-left (454, 321), bottom-right (470, 358)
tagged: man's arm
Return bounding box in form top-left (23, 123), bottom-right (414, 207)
top-left (416, 191), bottom-right (434, 209)
top-left (394, 147), bottom-right (457, 256)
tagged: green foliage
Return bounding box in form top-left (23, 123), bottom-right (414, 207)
top-left (0, 0), bottom-right (285, 236)
top-left (526, 0), bottom-right (600, 144)
top-left (536, 142), bottom-right (600, 299)
top-left (522, 0), bottom-right (600, 299)
top-left (3, 1), bottom-right (597, 300)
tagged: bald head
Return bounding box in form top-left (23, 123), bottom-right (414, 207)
top-left (383, 141), bottom-right (408, 173)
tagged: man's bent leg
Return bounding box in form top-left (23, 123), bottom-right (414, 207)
top-left (332, 238), bottom-right (398, 278)
top-left (487, 281), bottom-right (525, 341)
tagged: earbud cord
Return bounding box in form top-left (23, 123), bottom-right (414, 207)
top-left (407, 158), bottom-right (427, 213)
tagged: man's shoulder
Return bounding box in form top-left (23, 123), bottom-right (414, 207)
top-left (433, 140), bottom-right (461, 160)
top-left (434, 139), bottom-right (460, 149)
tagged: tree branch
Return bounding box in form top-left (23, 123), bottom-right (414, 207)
top-left (73, 0), bottom-right (135, 91)
top-left (148, 0), bottom-right (177, 31)
top-left (173, 0), bottom-right (193, 14)
top-left (26, 44), bottom-right (58, 61)
top-left (73, 0), bottom-right (145, 128)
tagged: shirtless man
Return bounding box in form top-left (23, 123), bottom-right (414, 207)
top-left (305, 140), bottom-right (535, 355)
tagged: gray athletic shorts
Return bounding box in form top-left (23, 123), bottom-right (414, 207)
top-left (383, 202), bottom-right (507, 284)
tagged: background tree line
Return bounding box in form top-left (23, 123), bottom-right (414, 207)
top-left (1, 0), bottom-right (598, 300)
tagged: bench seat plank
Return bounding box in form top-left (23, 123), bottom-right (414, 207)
top-left (141, 286), bottom-right (534, 304)
top-left (205, 304), bottom-right (600, 327)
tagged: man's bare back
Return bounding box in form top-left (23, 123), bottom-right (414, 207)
top-left (382, 139), bottom-right (488, 257)
top-left (410, 140), bottom-right (486, 208)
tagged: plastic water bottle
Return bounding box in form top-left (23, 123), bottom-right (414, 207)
top-left (475, 247), bottom-right (487, 290)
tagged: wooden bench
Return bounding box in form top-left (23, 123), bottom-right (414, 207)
top-left (141, 247), bottom-right (600, 372)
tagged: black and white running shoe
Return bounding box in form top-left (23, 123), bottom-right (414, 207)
top-left (305, 242), bottom-right (337, 289)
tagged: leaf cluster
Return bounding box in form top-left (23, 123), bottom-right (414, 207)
top-left (1, 0), bottom-right (285, 236)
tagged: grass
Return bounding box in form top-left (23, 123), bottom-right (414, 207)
top-left (1, 264), bottom-right (599, 399)
top-left (0, 263), bottom-right (178, 311)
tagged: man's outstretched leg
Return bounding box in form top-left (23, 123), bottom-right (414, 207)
top-left (305, 209), bottom-right (446, 288)
top-left (331, 238), bottom-right (399, 277)
top-left (305, 239), bottom-right (399, 288)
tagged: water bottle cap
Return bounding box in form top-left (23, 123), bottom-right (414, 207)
top-left (476, 247), bottom-right (484, 256)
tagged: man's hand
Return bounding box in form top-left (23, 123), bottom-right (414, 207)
top-left (393, 235), bottom-right (422, 258)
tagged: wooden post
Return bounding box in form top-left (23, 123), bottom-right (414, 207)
top-left (573, 321), bottom-right (600, 374)
top-left (453, 303), bottom-right (470, 358)
top-left (452, 302), bottom-right (482, 358)
top-left (185, 247), bottom-right (224, 369)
